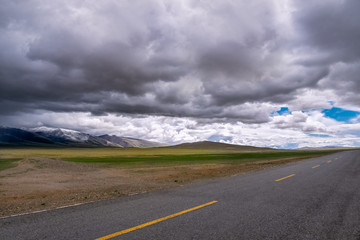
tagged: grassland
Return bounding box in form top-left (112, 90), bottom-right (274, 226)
top-left (63, 150), bottom-right (341, 167)
top-left (0, 146), bottom-right (342, 169)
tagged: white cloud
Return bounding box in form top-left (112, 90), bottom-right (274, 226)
top-left (2, 109), bottom-right (359, 148)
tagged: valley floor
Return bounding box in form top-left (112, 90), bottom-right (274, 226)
top-left (0, 150), bottom-right (339, 217)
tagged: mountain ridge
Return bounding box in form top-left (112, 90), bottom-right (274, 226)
top-left (0, 127), bottom-right (165, 148)
top-left (98, 134), bottom-right (168, 148)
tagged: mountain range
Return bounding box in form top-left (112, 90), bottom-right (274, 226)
top-left (0, 126), bottom-right (167, 148)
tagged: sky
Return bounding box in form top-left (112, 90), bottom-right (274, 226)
top-left (1, 0), bottom-right (360, 148)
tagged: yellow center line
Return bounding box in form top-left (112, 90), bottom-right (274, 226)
top-left (95, 201), bottom-right (218, 240)
top-left (312, 165), bottom-right (320, 168)
top-left (327, 160), bottom-right (332, 163)
top-left (275, 174), bottom-right (296, 182)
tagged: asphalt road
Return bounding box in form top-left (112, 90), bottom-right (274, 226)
top-left (1, 150), bottom-right (359, 240)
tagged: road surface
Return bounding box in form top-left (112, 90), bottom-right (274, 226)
top-left (1, 150), bottom-right (359, 239)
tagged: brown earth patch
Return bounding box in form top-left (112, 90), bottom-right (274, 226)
top-left (0, 156), bottom-right (310, 217)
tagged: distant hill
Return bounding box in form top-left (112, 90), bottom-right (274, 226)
top-left (0, 127), bottom-right (165, 148)
top-left (98, 135), bottom-right (168, 148)
top-left (168, 141), bottom-right (272, 151)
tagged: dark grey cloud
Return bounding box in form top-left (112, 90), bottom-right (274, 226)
top-left (293, 0), bottom-right (360, 63)
top-left (0, 0), bottom-right (359, 126)
top-left (292, 0), bottom-right (360, 108)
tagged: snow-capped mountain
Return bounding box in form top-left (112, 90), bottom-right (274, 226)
top-left (28, 127), bottom-right (121, 147)
top-left (30, 127), bottom-right (90, 142)
top-left (0, 126), bottom-right (165, 148)
top-left (98, 135), bottom-right (168, 148)
top-left (0, 127), bottom-right (55, 146)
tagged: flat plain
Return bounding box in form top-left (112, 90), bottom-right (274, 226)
top-left (0, 144), bottom-right (344, 217)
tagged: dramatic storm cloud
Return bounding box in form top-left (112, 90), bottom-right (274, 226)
top-left (1, 0), bottom-right (360, 148)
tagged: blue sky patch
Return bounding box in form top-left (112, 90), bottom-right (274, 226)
top-left (276, 107), bottom-right (291, 116)
top-left (308, 133), bottom-right (331, 138)
top-left (208, 135), bottom-right (233, 142)
top-left (271, 143), bottom-right (299, 149)
top-left (282, 143), bottom-right (299, 149)
top-left (322, 107), bottom-right (360, 123)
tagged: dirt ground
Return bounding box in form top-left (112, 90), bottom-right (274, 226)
top-left (0, 157), bottom-right (307, 217)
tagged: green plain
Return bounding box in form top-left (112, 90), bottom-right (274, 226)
top-left (0, 147), bottom-right (343, 169)
top-left (63, 151), bottom-right (339, 167)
